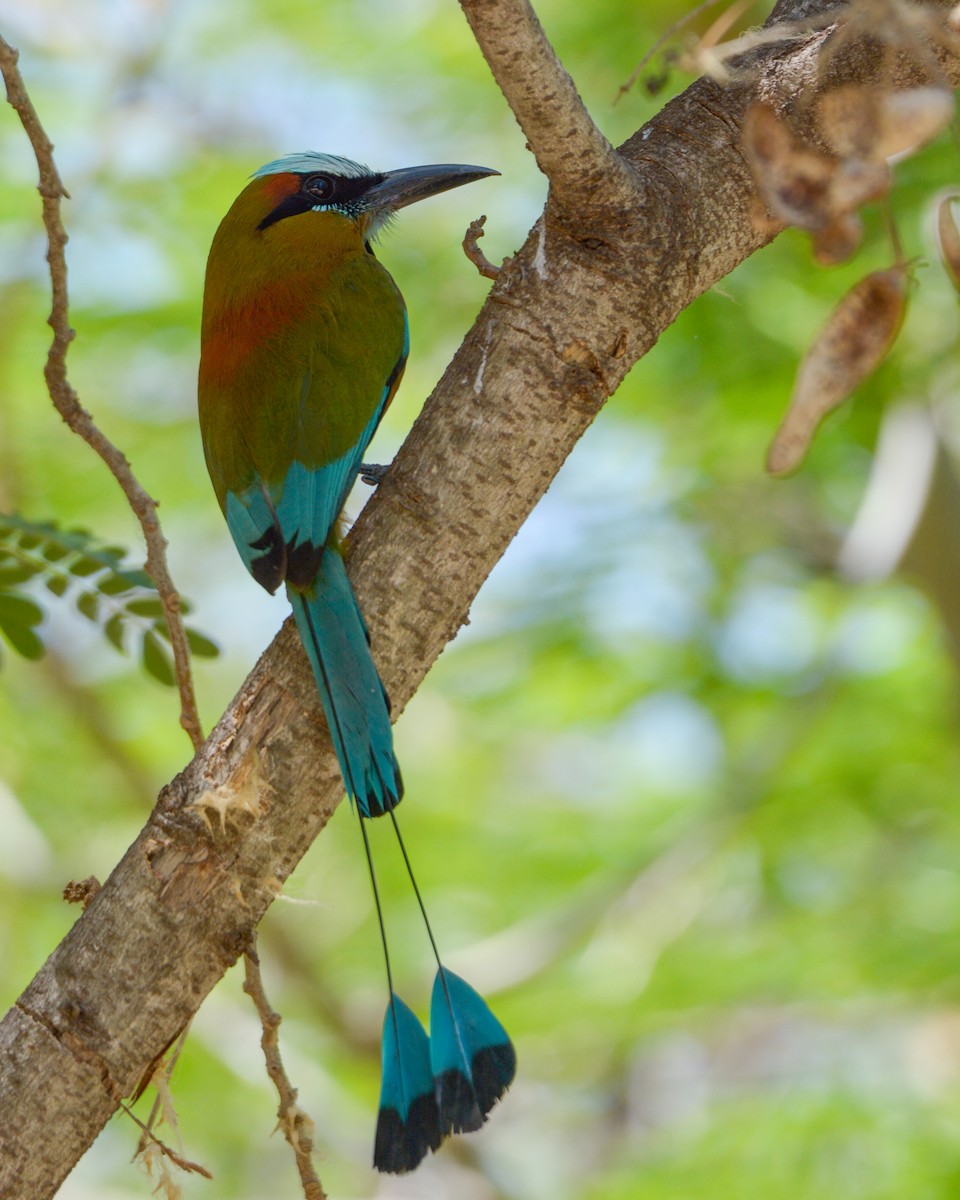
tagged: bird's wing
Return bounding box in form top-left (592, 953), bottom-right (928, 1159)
top-left (201, 258), bottom-right (408, 593)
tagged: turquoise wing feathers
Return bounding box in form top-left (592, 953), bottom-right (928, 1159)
top-left (220, 318), bottom-right (409, 594)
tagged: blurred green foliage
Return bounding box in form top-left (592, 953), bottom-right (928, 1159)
top-left (0, 512), bottom-right (218, 678)
top-left (2, 1), bottom-right (960, 1198)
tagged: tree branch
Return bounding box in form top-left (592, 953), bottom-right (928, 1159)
top-left (458, 0), bottom-right (639, 209)
top-left (0, 35), bottom-right (204, 753)
top-left (1, 2), bottom-right (957, 1195)
top-left (243, 938), bottom-right (325, 1200)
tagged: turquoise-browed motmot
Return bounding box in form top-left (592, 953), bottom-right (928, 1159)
top-left (198, 154), bottom-right (514, 1172)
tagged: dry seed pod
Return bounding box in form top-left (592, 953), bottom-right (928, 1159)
top-left (876, 88), bottom-right (954, 158)
top-left (812, 213), bottom-right (863, 265)
top-left (936, 193), bottom-right (960, 291)
top-left (818, 86), bottom-right (951, 161)
top-left (767, 266), bottom-right (909, 475)
top-left (744, 102), bottom-right (890, 232)
top-left (828, 156), bottom-right (891, 215)
top-left (744, 102), bottom-right (840, 230)
top-left (818, 86), bottom-right (883, 158)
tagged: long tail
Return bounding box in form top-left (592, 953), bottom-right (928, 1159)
top-left (287, 546), bottom-right (401, 818)
top-left (358, 816), bottom-right (441, 1173)
top-left (289, 547), bottom-right (515, 1170)
top-left (389, 813), bottom-right (517, 1143)
top-left (287, 549), bottom-right (438, 1169)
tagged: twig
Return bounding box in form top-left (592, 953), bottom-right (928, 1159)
top-left (0, 35), bottom-right (204, 752)
top-left (133, 1025), bottom-right (192, 1160)
top-left (463, 215), bottom-right (501, 279)
top-left (614, 0), bottom-right (727, 102)
top-left (459, 0), bottom-right (637, 211)
top-left (243, 938), bottom-right (326, 1200)
top-left (121, 1099), bottom-right (214, 1179)
top-left (62, 877), bottom-right (101, 908)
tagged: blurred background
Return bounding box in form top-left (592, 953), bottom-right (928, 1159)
top-left (2, 0), bottom-right (960, 1197)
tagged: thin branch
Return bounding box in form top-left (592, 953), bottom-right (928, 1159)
top-left (243, 939), bottom-right (326, 1200)
top-left (462, 215), bottom-right (501, 278)
top-left (458, 0), bottom-right (638, 210)
top-left (614, 0), bottom-right (730, 102)
top-left (0, 35), bottom-right (204, 752)
top-left (120, 1100), bottom-right (214, 1179)
top-left (133, 1025), bottom-right (191, 1162)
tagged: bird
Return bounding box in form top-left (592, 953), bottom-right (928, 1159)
top-left (198, 152), bottom-right (515, 1173)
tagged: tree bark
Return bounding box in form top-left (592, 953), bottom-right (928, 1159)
top-left (1, 0), bottom-right (956, 1194)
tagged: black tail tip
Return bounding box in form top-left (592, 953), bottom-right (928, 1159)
top-left (374, 1095), bottom-right (442, 1174)
top-left (435, 1068), bottom-right (485, 1135)
top-left (473, 1040), bottom-right (517, 1115)
top-left (435, 1041), bottom-right (517, 1136)
top-left (359, 761), bottom-right (404, 819)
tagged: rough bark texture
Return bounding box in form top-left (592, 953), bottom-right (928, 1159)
top-left (1, 0), bottom-right (957, 1195)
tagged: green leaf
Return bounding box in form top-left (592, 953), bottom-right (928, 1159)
top-left (0, 563), bottom-right (37, 586)
top-left (155, 622), bottom-right (220, 659)
top-left (0, 593), bottom-right (43, 624)
top-left (104, 612), bottom-right (126, 653)
top-left (121, 568), bottom-right (153, 590)
top-left (141, 629), bottom-right (176, 686)
top-left (0, 593), bottom-right (44, 660)
top-left (0, 513), bottom-right (214, 676)
top-left (76, 591), bottom-right (99, 622)
top-left (125, 597), bottom-right (166, 618)
top-left (45, 574), bottom-right (69, 597)
top-left (186, 628), bottom-right (220, 658)
top-left (0, 622), bottom-right (44, 660)
top-left (69, 556), bottom-right (105, 577)
top-left (96, 574), bottom-right (133, 596)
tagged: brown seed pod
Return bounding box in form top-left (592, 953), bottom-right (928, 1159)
top-left (818, 86), bottom-right (953, 161)
top-left (936, 193), bottom-right (960, 292)
top-left (743, 102), bottom-right (890, 233)
top-left (767, 265), bottom-right (909, 475)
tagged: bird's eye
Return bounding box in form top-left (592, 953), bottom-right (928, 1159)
top-left (303, 174), bottom-right (335, 202)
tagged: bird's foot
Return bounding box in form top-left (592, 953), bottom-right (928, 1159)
top-left (359, 462), bottom-right (390, 486)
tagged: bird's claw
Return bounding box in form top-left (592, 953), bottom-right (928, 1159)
top-left (359, 462), bottom-right (389, 486)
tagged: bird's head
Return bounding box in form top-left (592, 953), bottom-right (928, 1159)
top-left (242, 152), bottom-right (498, 244)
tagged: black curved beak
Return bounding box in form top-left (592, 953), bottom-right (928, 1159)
top-left (365, 163), bottom-right (499, 212)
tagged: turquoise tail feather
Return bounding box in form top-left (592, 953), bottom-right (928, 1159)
top-left (287, 547), bottom-right (402, 817)
top-left (289, 550), bottom-right (516, 1164)
top-left (374, 994), bottom-right (442, 1173)
top-left (429, 968), bottom-right (516, 1135)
